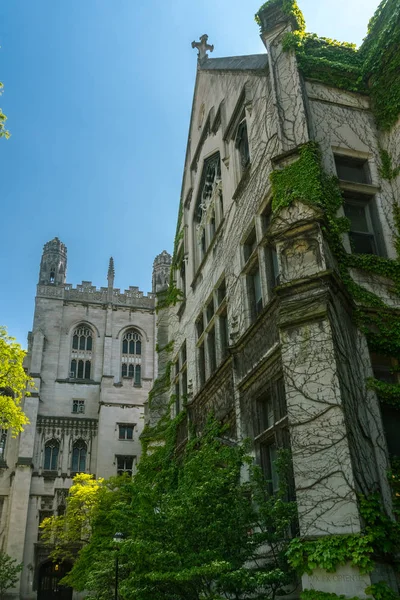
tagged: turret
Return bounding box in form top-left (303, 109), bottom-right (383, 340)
top-left (152, 250), bottom-right (172, 294)
top-left (38, 237), bottom-right (67, 286)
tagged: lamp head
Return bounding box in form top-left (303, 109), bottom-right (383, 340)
top-left (113, 532), bottom-right (124, 544)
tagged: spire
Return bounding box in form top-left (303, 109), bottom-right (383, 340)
top-left (107, 257), bottom-right (115, 288)
top-left (191, 34), bottom-right (214, 61)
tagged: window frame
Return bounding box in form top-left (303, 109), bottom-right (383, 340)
top-left (173, 342), bottom-right (188, 415)
top-left (44, 439), bottom-right (60, 471)
top-left (195, 276), bottom-right (230, 392)
top-left (71, 439), bottom-right (87, 473)
top-left (72, 399), bottom-right (85, 414)
top-left (193, 152), bottom-right (223, 270)
top-left (253, 377), bottom-right (290, 496)
top-left (70, 325), bottom-right (94, 381)
top-left (121, 329), bottom-right (142, 386)
top-left (118, 423), bottom-right (135, 441)
top-left (334, 153), bottom-right (383, 257)
top-left (116, 455), bottom-right (135, 477)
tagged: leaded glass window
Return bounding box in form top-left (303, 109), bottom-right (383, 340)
top-left (121, 330), bottom-right (142, 385)
top-left (71, 440), bottom-right (87, 472)
top-left (44, 439), bottom-right (59, 470)
top-left (194, 153), bottom-right (223, 267)
top-left (70, 325), bottom-right (93, 380)
top-left (235, 117), bottom-right (250, 172)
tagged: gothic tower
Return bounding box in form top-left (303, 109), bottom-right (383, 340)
top-left (38, 237), bottom-right (67, 286)
top-left (152, 250), bottom-right (172, 293)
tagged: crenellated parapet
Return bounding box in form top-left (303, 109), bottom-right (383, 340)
top-left (36, 281), bottom-right (155, 309)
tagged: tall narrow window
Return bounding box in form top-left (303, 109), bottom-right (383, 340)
top-left (121, 329), bottom-right (142, 385)
top-left (343, 198), bottom-right (378, 255)
top-left (44, 439), bottom-right (59, 470)
top-left (72, 440), bottom-right (87, 472)
top-left (235, 117), bottom-right (250, 174)
top-left (334, 155), bottom-right (380, 256)
top-left (0, 430), bottom-right (7, 463)
top-left (254, 377), bottom-right (291, 496)
top-left (70, 325), bottom-right (93, 380)
top-left (249, 265), bottom-right (263, 321)
top-left (194, 153), bottom-right (222, 268)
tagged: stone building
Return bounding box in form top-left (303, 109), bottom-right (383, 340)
top-left (0, 238), bottom-right (170, 599)
top-left (151, 0), bottom-right (400, 597)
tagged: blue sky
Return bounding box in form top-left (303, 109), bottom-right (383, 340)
top-left (0, 0), bottom-right (380, 347)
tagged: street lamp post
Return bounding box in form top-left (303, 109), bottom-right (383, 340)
top-left (113, 532), bottom-right (124, 600)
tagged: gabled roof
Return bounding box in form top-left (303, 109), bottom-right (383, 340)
top-left (199, 54), bottom-right (268, 71)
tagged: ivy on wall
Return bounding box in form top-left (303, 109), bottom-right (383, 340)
top-left (269, 138), bottom-right (400, 588)
top-left (256, 0), bottom-right (400, 130)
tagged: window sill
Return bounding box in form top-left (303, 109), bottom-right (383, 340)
top-left (339, 180), bottom-right (379, 195)
top-left (57, 378), bottom-right (100, 385)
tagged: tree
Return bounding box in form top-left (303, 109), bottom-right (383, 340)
top-left (0, 552), bottom-right (22, 600)
top-left (0, 83), bottom-right (9, 139)
top-left (0, 327), bottom-right (31, 434)
top-left (40, 473), bottom-right (104, 561)
top-left (42, 418), bottom-right (298, 600)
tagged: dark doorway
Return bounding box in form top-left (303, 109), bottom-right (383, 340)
top-left (37, 561), bottom-right (73, 600)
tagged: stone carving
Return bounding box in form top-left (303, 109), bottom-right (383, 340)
top-left (191, 34), bottom-right (214, 61)
top-left (37, 416), bottom-right (98, 439)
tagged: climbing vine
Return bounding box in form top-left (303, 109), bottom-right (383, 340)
top-left (269, 138), bottom-right (400, 589)
top-left (256, 0), bottom-right (400, 130)
top-left (255, 0), bottom-right (305, 32)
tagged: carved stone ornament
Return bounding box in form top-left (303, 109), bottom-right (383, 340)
top-left (191, 34), bottom-right (214, 61)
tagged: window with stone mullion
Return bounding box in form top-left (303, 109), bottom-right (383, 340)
top-left (70, 325), bottom-right (93, 380)
top-left (121, 329), bottom-right (142, 384)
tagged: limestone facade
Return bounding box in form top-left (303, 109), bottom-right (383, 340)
top-left (0, 238), bottom-right (171, 599)
top-left (153, 4), bottom-right (400, 598)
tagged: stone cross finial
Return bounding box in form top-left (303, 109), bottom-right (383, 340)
top-left (192, 34), bottom-right (214, 61)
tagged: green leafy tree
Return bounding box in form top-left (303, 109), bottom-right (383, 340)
top-left (43, 418), bottom-right (298, 600)
top-left (0, 83), bottom-right (9, 139)
top-left (0, 327), bottom-right (31, 434)
top-left (40, 473), bottom-right (105, 561)
top-left (0, 552), bottom-right (23, 600)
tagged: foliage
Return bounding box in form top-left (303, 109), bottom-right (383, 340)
top-left (365, 582), bottom-right (400, 600)
top-left (279, 0), bottom-right (400, 130)
top-left (44, 419), bottom-right (298, 600)
top-left (40, 474), bottom-right (105, 562)
top-left (286, 533), bottom-right (374, 575)
top-left (0, 552), bottom-right (23, 600)
top-left (301, 583), bottom-right (400, 600)
top-left (367, 378), bottom-right (400, 408)
top-left (0, 83), bottom-right (9, 140)
top-left (300, 591), bottom-right (363, 600)
top-left (156, 199), bottom-right (184, 313)
top-left (0, 327), bottom-right (31, 435)
top-left (282, 31), bottom-right (363, 93)
top-left (255, 0), bottom-right (305, 33)
top-left (360, 0), bottom-right (400, 130)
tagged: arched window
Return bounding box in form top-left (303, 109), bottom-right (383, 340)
top-left (121, 329), bottom-right (142, 385)
top-left (194, 153), bottom-right (222, 267)
top-left (70, 325), bottom-right (93, 380)
top-left (235, 117), bottom-right (250, 173)
top-left (44, 439), bottom-right (59, 470)
top-left (71, 440), bottom-right (87, 472)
